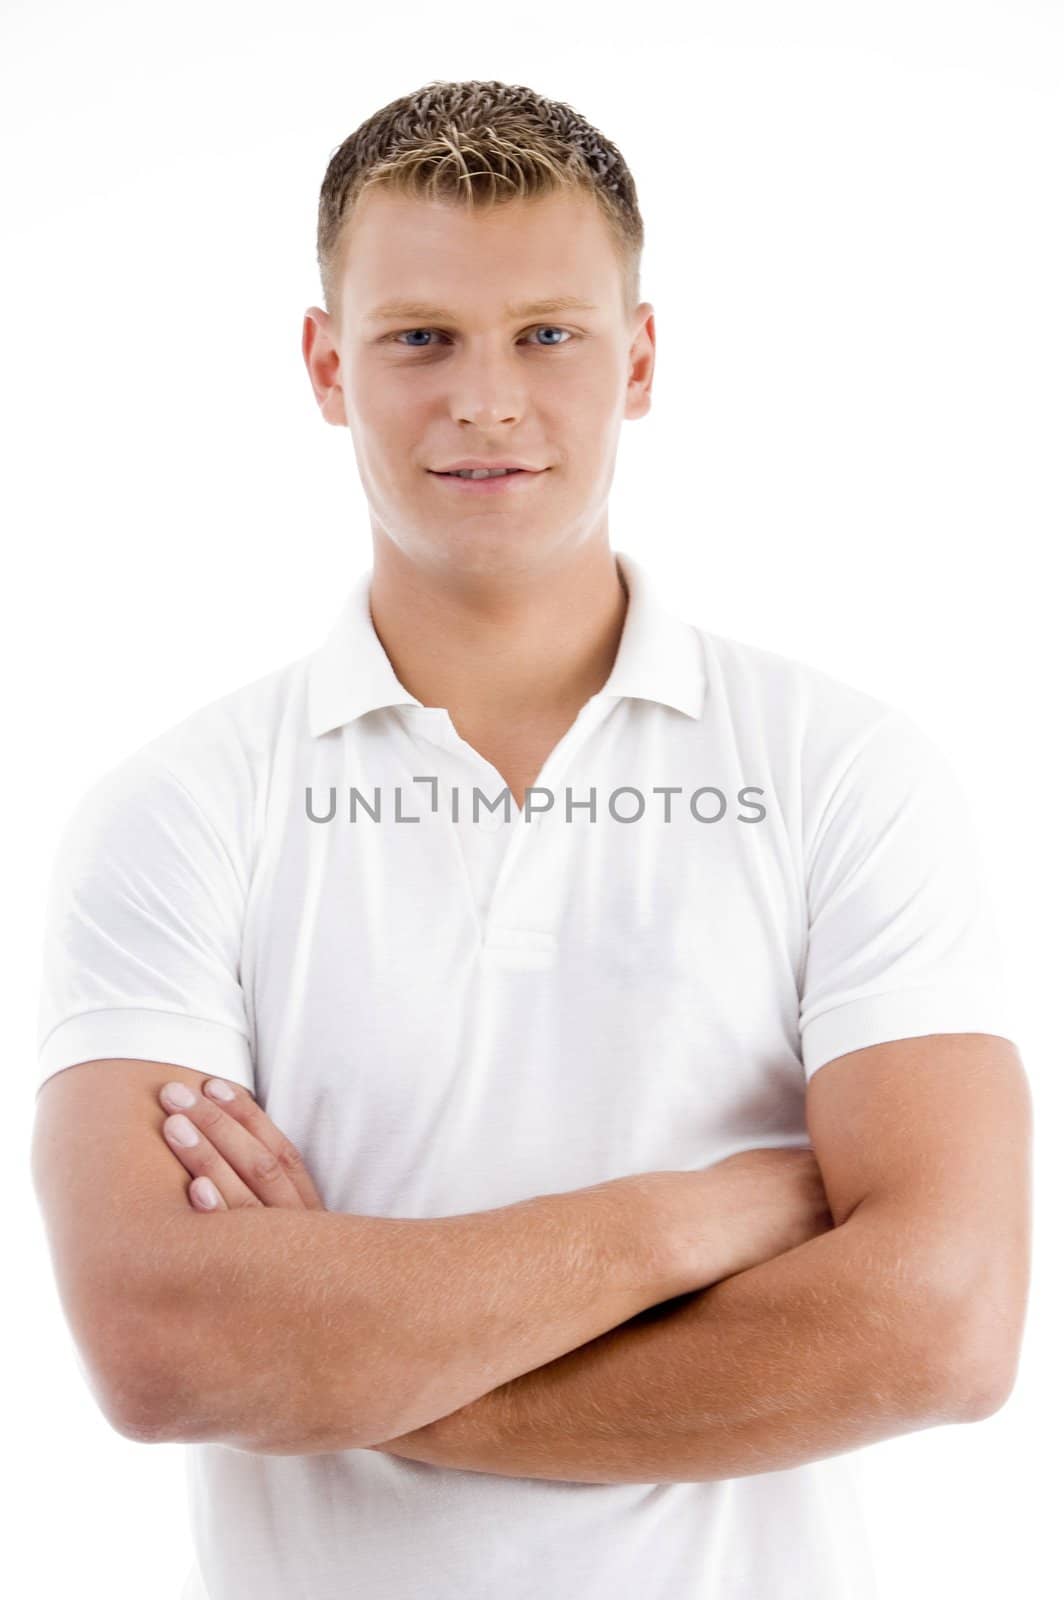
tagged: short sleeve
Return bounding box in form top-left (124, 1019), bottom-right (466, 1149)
top-left (799, 709), bottom-right (1017, 1081)
top-left (36, 751), bottom-right (255, 1096)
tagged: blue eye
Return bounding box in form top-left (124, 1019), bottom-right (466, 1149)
top-left (394, 325), bottom-right (573, 348)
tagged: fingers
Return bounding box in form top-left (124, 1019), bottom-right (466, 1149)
top-left (159, 1081), bottom-right (305, 1211)
top-left (199, 1079), bottom-right (325, 1210)
top-left (157, 1077), bottom-right (326, 1211)
top-left (189, 1174), bottom-right (229, 1212)
top-left (160, 1095), bottom-right (265, 1210)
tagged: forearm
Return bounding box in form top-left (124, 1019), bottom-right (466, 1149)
top-left (371, 1201), bottom-right (982, 1483)
top-left (134, 1172), bottom-right (691, 1454)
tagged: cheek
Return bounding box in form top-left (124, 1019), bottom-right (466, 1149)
top-left (347, 356), bottom-right (406, 419)
top-left (348, 389), bottom-right (421, 471)
top-left (549, 360), bottom-right (621, 420)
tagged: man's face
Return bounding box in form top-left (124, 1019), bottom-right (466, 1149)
top-left (304, 187), bottom-right (655, 580)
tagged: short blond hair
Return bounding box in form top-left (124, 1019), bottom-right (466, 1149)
top-left (317, 79), bottom-right (644, 325)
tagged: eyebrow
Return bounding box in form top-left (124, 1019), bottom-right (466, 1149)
top-left (363, 295), bottom-right (599, 325)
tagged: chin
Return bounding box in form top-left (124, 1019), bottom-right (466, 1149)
top-left (428, 528), bottom-right (560, 577)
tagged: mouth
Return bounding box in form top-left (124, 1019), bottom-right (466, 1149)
top-left (427, 467), bottom-right (548, 493)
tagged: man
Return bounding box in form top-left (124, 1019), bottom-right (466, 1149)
top-left (32, 80), bottom-right (1030, 1600)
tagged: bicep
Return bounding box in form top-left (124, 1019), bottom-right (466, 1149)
top-left (31, 1057), bottom-right (229, 1433)
top-left (805, 1032), bottom-right (1033, 1391)
top-left (32, 749), bottom-right (255, 1434)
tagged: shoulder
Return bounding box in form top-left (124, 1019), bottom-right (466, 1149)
top-left (141, 650), bottom-right (311, 775)
top-left (694, 617), bottom-right (915, 755)
top-left (57, 652), bottom-right (313, 870)
top-left (678, 621), bottom-right (965, 862)
top-left (693, 621), bottom-right (893, 734)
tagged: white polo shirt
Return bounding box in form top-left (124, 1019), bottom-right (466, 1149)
top-left (36, 549), bottom-right (1016, 1600)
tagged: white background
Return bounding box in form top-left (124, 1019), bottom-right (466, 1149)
top-left (5, 1), bottom-right (1060, 1595)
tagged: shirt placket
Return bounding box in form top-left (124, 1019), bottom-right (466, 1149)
top-left (401, 695), bottom-right (621, 970)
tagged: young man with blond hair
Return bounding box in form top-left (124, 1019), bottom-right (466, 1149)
top-left (33, 78), bottom-right (1030, 1600)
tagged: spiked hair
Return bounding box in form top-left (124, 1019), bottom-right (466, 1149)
top-left (317, 79), bottom-right (644, 325)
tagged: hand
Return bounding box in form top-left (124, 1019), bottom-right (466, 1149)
top-left (158, 1077), bottom-right (326, 1212)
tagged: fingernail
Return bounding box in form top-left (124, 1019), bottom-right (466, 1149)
top-left (203, 1079), bottom-right (235, 1101)
top-left (165, 1114), bottom-right (199, 1147)
top-left (161, 1083), bottom-right (195, 1109)
top-left (192, 1177), bottom-right (220, 1208)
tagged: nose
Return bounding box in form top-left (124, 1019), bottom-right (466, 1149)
top-left (447, 347), bottom-right (525, 430)
top-left (452, 397), bottom-right (520, 428)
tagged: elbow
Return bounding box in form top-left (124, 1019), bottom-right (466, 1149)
top-left (50, 1279), bottom-right (191, 1444)
top-left (950, 1338), bottom-right (1021, 1423)
top-left (921, 1292), bottom-right (1024, 1424)
top-left (104, 1325), bottom-right (381, 1456)
top-left (108, 1367), bottom-right (219, 1446)
top-left (107, 1393), bottom-right (185, 1446)
top-left (961, 1371), bottom-right (1018, 1423)
top-left (97, 1304), bottom-right (204, 1445)
top-left (106, 1359), bottom-right (196, 1445)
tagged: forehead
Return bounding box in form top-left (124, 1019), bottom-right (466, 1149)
top-left (340, 187), bottom-right (620, 316)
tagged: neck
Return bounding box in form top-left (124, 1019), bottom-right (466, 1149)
top-left (365, 540), bottom-right (629, 727)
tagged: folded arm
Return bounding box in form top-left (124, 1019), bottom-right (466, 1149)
top-left (370, 1035), bottom-right (1033, 1483)
top-left (367, 1190), bottom-right (989, 1482)
top-left (33, 1059), bottom-right (727, 1455)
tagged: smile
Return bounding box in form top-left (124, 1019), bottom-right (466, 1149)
top-left (428, 468), bottom-right (547, 493)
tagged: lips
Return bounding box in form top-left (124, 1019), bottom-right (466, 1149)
top-left (429, 468), bottom-right (541, 477)
top-left (428, 466), bottom-right (546, 493)
top-left (436, 468), bottom-right (526, 478)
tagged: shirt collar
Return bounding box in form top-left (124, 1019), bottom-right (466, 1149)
top-left (307, 549), bottom-right (706, 738)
